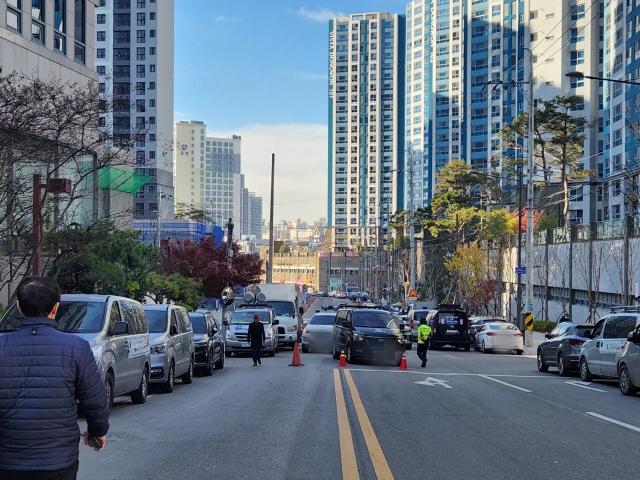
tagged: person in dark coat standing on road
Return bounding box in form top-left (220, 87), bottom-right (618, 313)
top-left (0, 277), bottom-right (110, 480)
top-left (247, 313), bottom-right (266, 366)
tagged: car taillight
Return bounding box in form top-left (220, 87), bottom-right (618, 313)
top-left (514, 333), bottom-right (523, 337)
top-left (410, 320), bottom-right (414, 330)
top-left (568, 338), bottom-right (584, 346)
top-left (486, 332), bottom-right (496, 336)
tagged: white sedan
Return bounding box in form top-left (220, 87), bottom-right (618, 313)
top-left (475, 322), bottom-right (524, 355)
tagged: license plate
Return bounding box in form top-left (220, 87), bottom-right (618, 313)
top-left (446, 331), bottom-right (459, 335)
top-left (241, 343), bottom-right (249, 347)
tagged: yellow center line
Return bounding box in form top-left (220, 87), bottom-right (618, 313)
top-left (343, 369), bottom-right (394, 480)
top-left (334, 369), bottom-right (360, 480)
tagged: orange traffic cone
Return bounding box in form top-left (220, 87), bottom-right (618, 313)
top-left (399, 353), bottom-right (409, 370)
top-left (289, 342), bottom-right (305, 367)
top-left (338, 350), bottom-right (348, 368)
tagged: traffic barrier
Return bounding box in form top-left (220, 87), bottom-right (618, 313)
top-left (289, 342), bottom-right (305, 367)
top-left (399, 353), bottom-right (409, 370)
top-left (338, 350), bottom-right (348, 368)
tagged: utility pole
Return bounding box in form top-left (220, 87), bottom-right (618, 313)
top-left (407, 147), bottom-right (416, 294)
top-left (157, 188), bottom-right (162, 247)
top-left (516, 161), bottom-right (524, 332)
top-left (266, 154), bottom-right (275, 283)
top-left (525, 49), bottom-right (535, 346)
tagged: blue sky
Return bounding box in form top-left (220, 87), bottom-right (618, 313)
top-left (174, 1), bottom-right (407, 221)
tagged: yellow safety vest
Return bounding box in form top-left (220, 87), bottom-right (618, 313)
top-left (417, 324), bottom-right (431, 344)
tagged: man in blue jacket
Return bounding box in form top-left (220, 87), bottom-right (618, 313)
top-left (0, 277), bottom-right (110, 480)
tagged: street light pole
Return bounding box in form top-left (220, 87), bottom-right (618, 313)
top-left (525, 48), bottom-right (535, 346)
top-left (406, 146), bottom-right (416, 295)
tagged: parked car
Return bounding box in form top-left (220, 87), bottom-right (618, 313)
top-left (336, 292), bottom-right (348, 299)
top-left (580, 313), bottom-right (640, 382)
top-left (302, 311), bottom-right (336, 353)
top-left (536, 322), bottom-right (591, 376)
top-left (393, 312), bottom-right (413, 350)
top-left (406, 309), bottom-right (433, 342)
top-left (143, 305), bottom-right (195, 393)
top-left (331, 306), bottom-right (404, 366)
top-left (0, 294), bottom-right (151, 410)
top-left (226, 306), bottom-right (279, 357)
top-left (616, 321), bottom-right (640, 395)
top-left (426, 305), bottom-right (472, 351)
top-left (475, 322), bottom-right (524, 354)
top-left (189, 311), bottom-right (226, 375)
top-left (469, 317), bottom-right (506, 344)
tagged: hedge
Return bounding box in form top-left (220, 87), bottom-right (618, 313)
top-left (532, 320), bottom-right (556, 333)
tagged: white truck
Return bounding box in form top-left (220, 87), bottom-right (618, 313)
top-left (250, 284), bottom-right (302, 350)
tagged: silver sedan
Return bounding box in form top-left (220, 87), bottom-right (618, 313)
top-left (301, 312), bottom-right (336, 353)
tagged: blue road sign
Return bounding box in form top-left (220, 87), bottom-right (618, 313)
top-left (515, 267), bottom-right (526, 275)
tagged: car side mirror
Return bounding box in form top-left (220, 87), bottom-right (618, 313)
top-left (628, 331), bottom-right (636, 342)
top-left (303, 321), bottom-right (309, 326)
top-left (111, 321), bottom-right (128, 336)
top-left (212, 327), bottom-right (218, 335)
top-left (545, 333), bottom-right (551, 339)
top-left (170, 324), bottom-right (178, 336)
top-left (273, 319), bottom-right (279, 325)
top-left (223, 319), bottom-right (229, 326)
top-left (299, 306), bottom-right (304, 315)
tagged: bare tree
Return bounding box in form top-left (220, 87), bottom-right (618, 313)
top-left (548, 244), bottom-right (570, 316)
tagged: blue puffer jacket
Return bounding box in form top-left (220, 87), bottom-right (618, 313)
top-left (0, 317), bottom-right (110, 471)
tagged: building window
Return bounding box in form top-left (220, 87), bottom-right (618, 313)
top-left (149, 117), bottom-right (155, 124)
top-left (570, 50), bottom-right (584, 66)
top-left (137, 0), bottom-right (145, 7)
top-left (97, 65), bottom-right (106, 75)
top-left (571, 4), bottom-right (585, 21)
top-left (149, 29), bottom-right (155, 38)
top-left (97, 13), bottom-right (105, 24)
top-left (97, 48), bottom-right (105, 58)
top-left (149, 64), bottom-right (155, 72)
top-left (150, 47), bottom-right (155, 55)
top-left (114, 30), bottom-right (130, 43)
top-left (97, 30), bottom-right (106, 41)
top-left (137, 65), bottom-right (145, 78)
top-left (149, 82), bottom-right (155, 90)
top-left (31, 0), bottom-right (45, 44)
top-left (137, 47), bottom-right (145, 60)
top-left (74, 0), bottom-right (86, 64)
top-left (136, 82), bottom-right (145, 95)
top-left (137, 30), bottom-right (145, 43)
top-left (150, 12), bottom-right (156, 20)
top-left (53, 0), bottom-right (67, 53)
top-left (7, 0), bottom-right (22, 33)
top-left (149, 99), bottom-right (155, 107)
top-left (98, 82), bottom-right (105, 92)
top-left (137, 13), bottom-right (145, 26)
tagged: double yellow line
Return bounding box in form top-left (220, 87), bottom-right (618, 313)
top-left (333, 369), bottom-right (394, 480)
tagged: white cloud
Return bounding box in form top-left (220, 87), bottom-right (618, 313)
top-left (216, 15), bottom-right (241, 22)
top-left (208, 124), bottom-right (328, 223)
top-left (216, 15), bottom-right (226, 21)
top-left (293, 7), bottom-right (345, 22)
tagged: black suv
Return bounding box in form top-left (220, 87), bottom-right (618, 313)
top-left (189, 311), bottom-right (226, 376)
top-left (331, 306), bottom-right (405, 365)
top-left (425, 304), bottom-right (472, 351)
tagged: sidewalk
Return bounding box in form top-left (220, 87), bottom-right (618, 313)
top-left (523, 331), bottom-right (545, 355)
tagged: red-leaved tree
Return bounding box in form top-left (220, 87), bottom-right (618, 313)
top-left (163, 237), bottom-right (263, 298)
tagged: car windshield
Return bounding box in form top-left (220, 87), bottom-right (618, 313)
top-left (439, 312), bottom-right (465, 325)
top-left (0, 302), bottom-right (106, 333)
top-left (231, 310), bottom-right (270, 324)
top-left (488, 323), bottom-right (519, 331)
top-left (145, 310), bottom-right (168, 333)
top-left (309, 314), bottom-right (335, 325)
top-left (574, 326), bottom-right (592, 337)
top-left (190, 315), bottom-right (208, 334)
top-left (269, 301), bottom-right (295, 317)
top-left (353, 311), bottom-right (396, 328)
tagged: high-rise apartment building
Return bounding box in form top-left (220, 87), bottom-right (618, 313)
top-left (95, 0), bottom-right (174, 220)
top-left (405, 0), bottom-right (601, 224)
top-left (173, 120), bottom-right (244, 229)
top-left (328, 12), bottom-right (406, 250)
top-left (249, 192), bottom-right (263, 239)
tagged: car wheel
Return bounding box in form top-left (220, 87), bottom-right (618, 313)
top-left (275, 341), bottom-right (280, 354)
top-left (557, 353), bottom-right (570, 377)
top-left (474, 343), bottom-right (479, 352)
top-left (394, 353), bottom-right (402, 367)
top-left (302, 345), bottom-right (310, 353)
top-left (268, 347), bottom-right (276, 357)
top-left (332, 344), bottom-right (341, 360)
top-left (405, 343), bottom-right (413, 351)
top-left (161, 362), bottom-right (175, 393)
top-left (105, 372), bottom-right (114, 411)
top-left (215, 351), bottom-right (225, 370)
top-left (464, 344), bottom-right (471, 352)
top-left (130, 369), bottom-right (148, 404)
top-left (515, 350), bottom-right (523, 355)
top-left (481, 341), bottom-right (489, 354)
top-left (537, 350), bottom-right (549, 372)
top-left (580, 358), bottom-right (593, 382)
top-left (203, 351), bottom-right (214, 376)
top-left (346, 342), bottom-right (356, 364)
top-left (225, 351), bottom-right (232, 358)
top-left (619, 365), bottom-right (638, 396)
top-left (181, 358), bottom-right (194, 384)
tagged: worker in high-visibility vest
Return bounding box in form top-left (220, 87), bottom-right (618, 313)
top-left (416, 318), bottom-right (432, 368)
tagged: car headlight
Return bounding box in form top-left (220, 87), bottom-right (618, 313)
top-left (354, 333), bottom-right (365, 341)
top-left (302, 328), bottom-right (307, 334)
top-left (226, 330), bottom-right (234, 340)
top-left (195, 341), bottom-right (208, 347)
top-left (287, 326), bottom-right (296, 332)
top-left (150, 344), bottom-right (166, 354)
top-left (91, 345), bottom-right (103, 366)
top-left (266, 333), bottom-right (272, 339)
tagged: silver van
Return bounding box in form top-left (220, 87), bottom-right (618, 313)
top-left (142, 305), bottom-right (195, 393)
top-left (579, 313), bottom-right (640, 382)
top-left (0, 294), bottom-right (151, 410)
top-left (616, 321), bottom-right (640, 396)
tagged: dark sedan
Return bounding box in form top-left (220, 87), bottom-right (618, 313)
top-left (537, 322), bottom-right (591, 376)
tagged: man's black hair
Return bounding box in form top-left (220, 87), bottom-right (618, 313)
top-left (420, 318), bottom-right (427, 325)
top-left (16, 276), bottom-right (61, 317)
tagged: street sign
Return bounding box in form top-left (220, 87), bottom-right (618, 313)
top-left (515, 267), bottom-right (526, 275)
top-left (524, 312), bottom-right (534, 331)
top-left (407, 288), bottom-right (418, 300)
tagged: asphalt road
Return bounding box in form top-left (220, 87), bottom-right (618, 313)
top-left (78, 300), bottom-right (640, 479)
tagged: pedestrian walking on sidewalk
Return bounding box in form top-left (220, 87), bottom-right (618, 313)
top-left (416, 318), bottom-right (432, 368)
top-left (247, 313), bottom-right (266, 366)
top-left (0, 277), bottom-right (110, 480)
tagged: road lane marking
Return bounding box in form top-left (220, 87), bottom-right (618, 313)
top-left (333, 369), bottom-right (360, 480)
top-left (478, 375), bottom-right (532, 393)
top-left (414, 377), bottom-right (453, 388)
top-left (585, 412), bottom-right (640, 433)
top-left (346, 368), bottom-right (553, 378)
top-left (343, 369), bottom-right (394, 480)
top-left (565, 381), bottom-right (607, 392)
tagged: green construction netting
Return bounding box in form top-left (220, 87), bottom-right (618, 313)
top-left (98, 167), bottom-right (151, 193)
